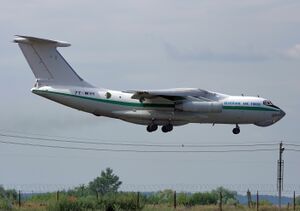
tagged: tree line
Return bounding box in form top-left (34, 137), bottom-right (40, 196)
top-left (1, 168), bottom-right (300, 211)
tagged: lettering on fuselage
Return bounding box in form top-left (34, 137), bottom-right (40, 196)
top-left (224, 102), bottom-right (241, 105)
top-left (74, 90), bottom-right (95, 96)
top-left (224, 101), bottom-right (261, 106)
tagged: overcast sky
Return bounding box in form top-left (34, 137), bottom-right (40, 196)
top-left (0, 0), bottom-right (300, 194)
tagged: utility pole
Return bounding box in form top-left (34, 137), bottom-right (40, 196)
top-left (277, 142), bottom-right (285, 210)
top-left (256, 191), bottom-right (259, 211)
top-left (293, 191), bottom-right (296, 211)
top-left (219, 191), bottom-right (223, 211)
top-left (136, 192), bottom-right (140, 209)
top-left (173, 191), bottom-right (177, 209)
top-left (18, 190), bottom-right (21, 208)
top-left (247, 189), bottom-right (252, 208)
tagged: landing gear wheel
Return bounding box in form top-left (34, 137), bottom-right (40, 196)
top-left (232, 125), bottom-right (240, 134)
top-left (146, 124), bottom-right (158, 132)
top-left (162, 124), bottom-right (173, 133)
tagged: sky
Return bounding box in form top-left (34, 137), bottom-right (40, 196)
top-left (0, 0), bottom-right (300, 194)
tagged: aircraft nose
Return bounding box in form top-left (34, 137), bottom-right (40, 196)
top-left (279, 109), bottom-right (286, 118)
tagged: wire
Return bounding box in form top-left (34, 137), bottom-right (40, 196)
top-left (286, 149), bottom-right (300, 152)
top-left (0, 132), bottom-right (279, 148)
top-left (0, 139), bottom-right (278, 153)
top-left (285, 143), bottom-right (300, 147)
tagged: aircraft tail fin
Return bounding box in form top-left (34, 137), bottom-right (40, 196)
top-left (14, 35), bottom-right (93, 87)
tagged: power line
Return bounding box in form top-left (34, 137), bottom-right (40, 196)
top-left (0, 139), bottom-right (278, 153)
top-left (286, 149), bottom-right (300, 152)
top-left (285, 143), bottom-right (300, 147)
top-left (0, 132), bottom-right (278, 148)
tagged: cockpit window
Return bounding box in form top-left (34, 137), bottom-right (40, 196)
top-left (263, 100), bottom-right (280, 109)
top-left (263, 100), bottom-right (273, 106)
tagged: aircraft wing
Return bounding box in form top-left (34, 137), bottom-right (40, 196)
top-left (127, 88), bottom-right (228, 102)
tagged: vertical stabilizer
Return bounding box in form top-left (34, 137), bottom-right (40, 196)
top-left (14, 35), bottom-right (93, 87)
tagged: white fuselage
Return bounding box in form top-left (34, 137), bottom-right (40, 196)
top-left (14, 35), bottom-right (285, 134)
top-left (31, 85), bottom-right (285, 127)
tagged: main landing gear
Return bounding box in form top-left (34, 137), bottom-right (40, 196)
top-left (161, 124), bottom-right (173, 133)
top-left (146, 124), bottom-right (158, 132)
top-left (146, 124), bottom-right (173, 133)
top-left (232, 124), bottom-right (240, 135)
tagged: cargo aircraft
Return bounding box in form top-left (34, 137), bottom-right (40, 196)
top-left (14, 35), bottom-right (285, 134)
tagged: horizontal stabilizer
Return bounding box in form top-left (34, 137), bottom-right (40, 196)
top-left (14, 35), bottom-right (71, 47)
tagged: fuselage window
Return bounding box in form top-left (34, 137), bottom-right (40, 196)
top-left (105, 92), bottom-right (112, 99)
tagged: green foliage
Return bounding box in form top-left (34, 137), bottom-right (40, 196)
top-left (212, 186), bottom-right (238, 204)
top-left (177, 192), bottom-right (190, 206)
top-left (0, 198), bottom-right (12, 211)
top-left (145, 187), bottom-right (236, 207)
top-left (99, 192), bottom-right (143, 210)
top-left (0, 185), bottom-right (17, 201)
top-left (145, 189), bottom-right (175, 205)
top-left (189, 192), bottom-right (218, 205)
top-left (28, 192), bottom-right (56, 204)
top-left (47, 197), bottom-right (80, 211)
top-left (46, 192), bottom-right (142, 211)
top-left (89, 168), bottom-right (122, 195)
top-left (145, 193), bottom-right (160, 205)
top-left (259, 199), bottom-right (272, 206)
top-left (295, 195), bottom-right (300, 205)
top-left (66, 184), bottom-right (90, 197)
top-left (156, 189), bottom-right (173, 204)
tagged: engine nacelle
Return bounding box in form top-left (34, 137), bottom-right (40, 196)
top-left (175, 101), bottom-right (222, 113)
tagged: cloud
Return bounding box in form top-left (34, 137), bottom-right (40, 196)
top-left (164, 42), bottom-right (268, 62)
top-left (284, 44), bottom-right (300, 60)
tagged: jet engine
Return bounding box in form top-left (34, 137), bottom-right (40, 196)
top-left (175, 101), bottom-right (222, 113)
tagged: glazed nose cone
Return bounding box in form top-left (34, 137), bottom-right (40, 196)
top-left (280, 109), bottom-right (286, 119)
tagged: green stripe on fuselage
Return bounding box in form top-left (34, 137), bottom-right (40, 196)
top-left (222, 105), bottom-right (278, 112)
top-left (32, 90), bottom-right (174, 108)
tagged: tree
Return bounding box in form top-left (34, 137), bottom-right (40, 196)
top-left (212, 187), bottom-right (237, 204)
top-left (88, 168), bottom-right (122, 195)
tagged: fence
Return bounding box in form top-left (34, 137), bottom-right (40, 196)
top-left (11, 187), bottom-right (300, 211)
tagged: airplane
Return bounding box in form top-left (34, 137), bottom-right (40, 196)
top-left (14, 35), bottom-right (285, 134)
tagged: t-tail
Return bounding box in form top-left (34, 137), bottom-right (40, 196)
top-left (14, 35), bottom-right (93, 88)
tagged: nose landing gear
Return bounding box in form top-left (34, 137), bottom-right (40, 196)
top-left (232, 124), bottom-right (240, 134)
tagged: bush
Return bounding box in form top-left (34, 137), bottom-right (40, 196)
top-left (28, 192), bottom-right (56, 204)
top-left (177, 192), bottom-right (190, 207)
top-left (189, 192), bottom-right (218, 206)
top-left (0, 198), bottom-right (12, 211)
top-left (47, 192), bottom-right (143, 211)
top-left (98, 192), bottom-right (143, 211)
